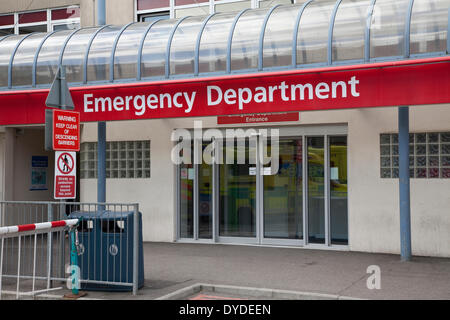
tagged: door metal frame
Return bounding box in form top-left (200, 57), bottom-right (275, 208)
top-left (176, 124), bottom-right (349, 249)
top-left (325, 134), bottom-right (330, 247)
top-left (303, 134), bottom-right (309, 246)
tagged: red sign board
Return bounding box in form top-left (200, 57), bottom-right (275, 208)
top-left (218, 112), bottom-right (299, 125)
top-left (52, 109), bottom-right (80, 151)
top-left (0, 57), bottom-right (449, 126)
top-left (55, 175), bottom-right (76, 199)
top-left (54, 151), bottom-right (76, 199)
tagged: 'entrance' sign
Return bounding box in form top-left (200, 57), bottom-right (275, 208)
top-left (217, 112), bottom-right (299, 125)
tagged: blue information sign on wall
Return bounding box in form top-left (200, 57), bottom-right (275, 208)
top-left (31, 155), bottom-right (48, 191)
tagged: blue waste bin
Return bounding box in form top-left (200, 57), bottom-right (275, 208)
top-left (70, 210), bottom-right (144, 291)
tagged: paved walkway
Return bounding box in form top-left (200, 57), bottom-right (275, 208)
top-left (76, 242), bottom-right (450, 300)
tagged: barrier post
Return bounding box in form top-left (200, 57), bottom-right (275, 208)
top-left (70, 228), bottom-right (79, 295)
top-left (63, 224), bottom-right (86, 299)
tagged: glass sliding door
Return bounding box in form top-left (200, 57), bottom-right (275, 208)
top-left (307, 137), bottom-right (325, 244)
top-left (329, 136), bottom-right (348, 245)
top-left (263, 138), bottom-right (303, 240)
top-left (177, 127), bottom-right (348, 248)
top-left (219, 138), bottom-right (257, 238)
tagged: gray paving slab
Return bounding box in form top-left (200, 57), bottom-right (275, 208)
top-left (6, 242), bottom-right (448, 300)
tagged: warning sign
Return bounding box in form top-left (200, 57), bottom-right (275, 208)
top-left (53, 109), bottom-right (80, 151)
top-left (54, 151), bottom-right (76, 199)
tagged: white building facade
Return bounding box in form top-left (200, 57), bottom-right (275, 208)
top-left (0, 0), bottom-right (449, 258)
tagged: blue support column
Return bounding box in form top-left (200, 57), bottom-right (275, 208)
top-left (97, 0), bottom-right (106, 25)
top-left (397, 0), bottom-right (414, 262)
top-left (98, 122), bottom-right (106, 204)
top-left (447, 8), bottom-right (450, 54)
top-left (398, 106), bottom-right (412, 261)
top-left (97, 0), bottom-right (106, 206)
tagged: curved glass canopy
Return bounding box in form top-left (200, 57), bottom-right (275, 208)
top-left (0, 0), bottom-right (448, 90)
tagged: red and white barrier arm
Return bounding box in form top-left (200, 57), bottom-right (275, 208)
top-left (0, 219), bottom-right (78, 236)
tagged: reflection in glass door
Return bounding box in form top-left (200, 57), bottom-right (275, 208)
top-left (307, 137), bottom-right (325, 244)
top-left (263, 138), bottom-right (303, 240)
top-left (219, 138), bottom-right (257, 238)
top-left (329, 136), bottom-right (348, 245)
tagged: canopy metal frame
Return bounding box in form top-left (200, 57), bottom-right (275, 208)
top-left (83, 24), bottom-right (110, 84)
top-left (194, 13), bottom-right (216, 76)
top-left (8, 33), bottom-right (35, 88)
top-left (137, 19), bottom-right (164, 81)
top-left (0, 0), bottom-right (448, 90)
top-left (32, 30), bottom-right (59, 87)
top-left (109, 22), bottom-right (137, 83)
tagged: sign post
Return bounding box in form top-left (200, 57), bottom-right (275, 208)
top-left (44, 65), bottom-right (79, 200)
top-left (45, 66), bottom-right (74, 110)
top-left (46, 62), bottom-right (86, 299)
